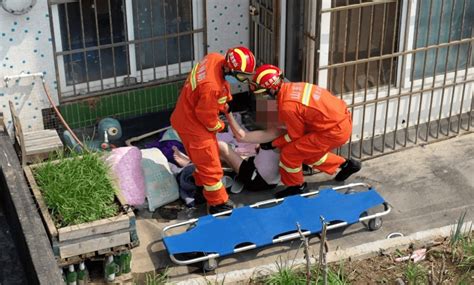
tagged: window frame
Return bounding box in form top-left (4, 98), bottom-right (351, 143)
top-left (399, 0), bottom-right (474, 90)
top-left (314, 0), bottom-right (473, 101)
top-left (50, 0), bottom-right (205, 99)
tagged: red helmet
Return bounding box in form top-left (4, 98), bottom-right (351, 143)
top-left (251, 64), bottom-right (283, 94)
top-left (225, 46), bottom-right (256, 74)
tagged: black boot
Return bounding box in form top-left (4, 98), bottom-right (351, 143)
top-left (275, 182), bottom-right (307, 198)
top-left (208, 199), bottom-right (236, 214)
top-left (334, 158), bottom-right (361, 181)
top-left (302, 164), bottom-right (314, 176)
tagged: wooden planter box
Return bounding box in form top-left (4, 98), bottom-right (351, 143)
top-left (24, 163), bottom-right (139, 266)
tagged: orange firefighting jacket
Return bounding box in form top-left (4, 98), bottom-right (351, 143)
top-left (272, 82), bottom-right (351, 148)
top-left (170, 53), bottom-right (232, 136)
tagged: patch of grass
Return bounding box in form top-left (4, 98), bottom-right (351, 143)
top-left (404, 262), bottom-right (427, 284)
top-left (262, 257), bottom-right (307, 285)
top-left (325, 262), bottom-right (350, 285)
top-left (458, 235), bottom-right (474, 272)
top-left (450, 211), bottom-right (468, 247)
top-left (34, 151), bottom-right (118, 227)
top-left (139, 270), bottom-right (168, 285)
top-left (258, 260), bottom-right (350, 284)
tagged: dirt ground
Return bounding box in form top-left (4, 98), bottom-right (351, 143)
top-left (345, 240), bottom-right (471, 284)
top-left (248, 235), bottom-right (473, 284)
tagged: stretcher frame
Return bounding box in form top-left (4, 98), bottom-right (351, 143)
top-left (162, 182), bottom-right (391, 266)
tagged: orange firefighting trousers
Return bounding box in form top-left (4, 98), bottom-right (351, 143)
top-left (179, 133), bottom-right (228, 206)
top-left (279, 119), bottom-right (352, 186)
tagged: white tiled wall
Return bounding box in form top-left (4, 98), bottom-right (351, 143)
top-left (206, 0), bottom-right (250, 94)
top-left (0, 1), bottom-right (58, 132)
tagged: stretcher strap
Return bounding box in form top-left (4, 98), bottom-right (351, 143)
top-left (163, 189), bottom-right (385, 256)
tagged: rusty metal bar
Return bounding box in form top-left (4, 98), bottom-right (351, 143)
top-left (340, 0), bottom-right (350, 99)
top-left (321, 0), bottom-right (396, 13)
top-left (348, 2), bottom-right (363, 158)
top-left (370, 2), bottom-right (389, 156)
top-left (60, 74), bottom-right (186, 104)
top-left (55, 29), bottom-right (203, 57)
top-left (449, 0), bottom-right (469, 134)
top-left (149, 0), bottom-right (157, 80)
top-left (347, 78), bottom-right (474, 109)
top-left (64, 2), bottom-right (77, 95)
top-left (107, 0), bottom-right (118, 87)
top-left (424, 0), bottom-right (446, 141)
top-left (382, 0), bottom-right (411, 152)
top-left (413, 0), bottom-right (434, 145)
top-left (93, 0), bottom-right (105, 90)
top-left (359, 4), bottom-right (375, 158)
top-left (327, 0), bottom-right (335, 92)
top-left (348, 78), bottom-right (474, 111)
top-left (134, 0), bottom-right (144, 82)
top-left (435, 0), bottom-right (456, 138)
top-left (177, 0), bottom-right (182, 74)
top-left (319, 38), bottom-right (474, 71)
top-left (380, 0), bottom-right (400, 153)
top-left (313, 0), bottom-right (321, 84)
top-left (163, 0), bottom-right (170, 78)
top-left (122, 0), bottom-right (132, 81)
top-left (404, 0), bottom-right (423, 147)
top-left (457, 15), bottom-right (473, 132)
top-left (78, 0), bottom-right (90, 93)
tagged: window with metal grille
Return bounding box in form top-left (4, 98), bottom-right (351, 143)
top-left (49, 0), bottom-right (205, 100)
top-left (328, 0), bottom-right (400, 95)
top-left (412, 0), bottom-right (474, 80)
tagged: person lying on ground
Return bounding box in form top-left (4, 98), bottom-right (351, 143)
top-left (172, 110), bottom-right (284, 191)
top-left (219, 107), bottom-right (283, 191)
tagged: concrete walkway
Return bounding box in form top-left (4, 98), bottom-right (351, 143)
top-left (131, 133), bottom-right (474, 283)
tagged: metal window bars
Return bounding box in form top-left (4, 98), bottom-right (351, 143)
top-left (303, 0), bottom-right (473, 161)
top-left (47, 0), bottom-right (207, 102)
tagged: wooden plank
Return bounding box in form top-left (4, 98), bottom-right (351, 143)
top-left (25, 137), bottom-right (62, 148)
top-left (24, 130), bottom-right (59, 140)
top-left (24, 135), bottom-right (62, 145)
top-left (23, 165), bottom-right (59, 237)
top-left (26, 144), bottom-right (62, 155)
top-left (58, 214), bottom-right (130, 242)
top-left (59, 231), bottom-right (131, 259)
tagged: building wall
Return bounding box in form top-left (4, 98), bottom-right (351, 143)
top-left (0, 0), bottom-right (250, 131)
top-left (0, 1), bottom-right (57, 132)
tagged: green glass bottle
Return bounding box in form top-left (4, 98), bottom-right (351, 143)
top-left (77, 262), bottom-right (88, 285)
top-left (104, 255), bottom-right (118, 282)
top-left (66, 265), bottom-right (77, 285)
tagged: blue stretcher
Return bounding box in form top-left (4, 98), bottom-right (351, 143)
top-left (162, 183), bottom-right (391, 266)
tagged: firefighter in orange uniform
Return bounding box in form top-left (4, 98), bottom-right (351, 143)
top-left (170, 47), bottom-right (256, 213)
top-left (251, 64), bottom-right (361, 198)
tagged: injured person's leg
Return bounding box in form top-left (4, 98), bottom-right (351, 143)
top-left (172, 146), bottom-right (191, 167)
top-left (217, 141), bottom-right (244, 173)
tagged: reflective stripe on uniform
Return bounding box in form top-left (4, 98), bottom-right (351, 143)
top-left (207, 121), bottom-right (222, 132)
top-left (204, 181), bottom-right (224, 191)
top-left (233, 48), bottom-right (247, 72)
top-left (301, 83), bottom-right (312, 106)
top-left (190, 63), bottom-right (199, 91)
top-left (279, 161), bottom-right (301, 173)
top-left (217, 96), bottom-right (227, 104)
top-left (284, 134), bottom-right (291, 143)
top-left (309, 153), bottom-right (328, 167)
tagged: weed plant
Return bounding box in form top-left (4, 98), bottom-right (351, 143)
top-left (403, 262), bottom-right (427, 284)
top-left (34, 151), bottom-right (118, 227)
